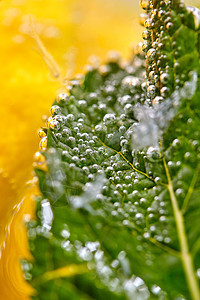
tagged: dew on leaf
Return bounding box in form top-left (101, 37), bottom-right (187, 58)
top-left (41, 199), bottom-right (53, 230)
top-left (66, 113), bottom-right (75, 122)
top-left (61, 229), bottom-right (70, 239)
top-left (78, 247), bottom-right (93, 261)
top-left (196, 269), bottom-right (200, 279)
top-left (34, 151), bottom-right (46, 165)
top-left (38, 128), bottom-right (47, 138)
top-left (39, 136), bottom-right (47, 150)
top-left (50, 105), bottom-right (61, 115)
top-left (26, 1), bottom-right (200, 298)
top-left (151, 285), bottom-right (161, 295)
top-left (57, 93), bottom-right (69, 104)
top-left (187, 6), bottom-right (200, 30)
top-left (122, 76), bottom-right (140, 87)
top-left (48, 119), bottom-right (60, 131)
top-left (139, 0), bottom-right (149, 10)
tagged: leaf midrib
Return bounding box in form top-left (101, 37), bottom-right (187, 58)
top-left (163, 157), bottom-right (200, 300)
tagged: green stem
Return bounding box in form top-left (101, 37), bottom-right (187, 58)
top-left (163, 158), bottom-right (200, 300)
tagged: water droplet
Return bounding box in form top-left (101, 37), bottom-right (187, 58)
top-left (86, 241), bottom-right (100, 252)
top-left (48, 120), bottom-right (60, 131)
top-left (103, 114), bottom-right (116, 126)
top-left (184, 152), bottom-right (191, 160)
top-left (175, 188), bottom-right (185, 198)
top-left (159, 216), bottom-right (166, 222)
top-left (164, 237), bottom-right (171, 243)
top-left (50, 105), bottom-right (61, 115)
top-left (141, 41), bottom-right (150, 52)
top-left (111, 259), bottom-right (119, 268)
top-left (41, 199), bottom-right (53, 230)
top-left (34, 151), bottom-right (45, 165)
top-left (78, 247), bottom-right (93, 261)
top-left (166, 22), bottom-right (173, 31)
top-left (160, 72), bottom-right (170, 84)
top-left (147, 85), bottom-right (156, 98)
top-left (147, 48), bottom-right (156, 60)
top-left (187, 6), bottom-right (200, 30)
top-left (39, 137), bottom-right (47, 150)
top-left (119, 125), bottom-right (126, 134)
top-left (38, 128), bottom-right (47, 138)
top-left (150, 225), bottom-right (156, 232)
top-left (66, 114), bottom-right (75, 123)
top-left (139, 0), bottom-right (149, 10)
top-left (146, 146), bottom-right (160, 161)
top-left (160, 86), bottom-right (170, 97)
top-left (152, 96), bottom-right (163, 106)
top-left (122, 76), bottom-right (140, 87)
top-left (135, 213), bottom-right (143, 219)
top-left (144, 18), bottom-right (153, 29)
top-left (47, 116), bottom-right (53, 127)
top-left (99, 64), bottom-right (110, 76)
top-left (151, 285), bottom-right (161, 295)
top-left (61, 229), bottom-right (70, 239)
top-left (139, 12), bottom-right (148, 27)
top-left (196, 268), bottom-right (200, 278)
top-left (107, 50), bottom-right (121, 62)
top-left (143, 232), bottom-right (150, 239)
top-left (57, 93), bottom-right (69, 104)
top-left (142, 30), bottom-right (151, 40)
top-left (78, 100), bottom-right (87, 109)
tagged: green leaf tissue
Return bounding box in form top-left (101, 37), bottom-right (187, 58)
top-left (23, 0), bottom-right (200, 299)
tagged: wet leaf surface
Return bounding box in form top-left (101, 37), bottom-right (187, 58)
top-left (26, 1), bottom-right (200, 299)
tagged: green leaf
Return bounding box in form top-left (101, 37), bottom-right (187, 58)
top-left (25, 1), bottom-right (200, 299)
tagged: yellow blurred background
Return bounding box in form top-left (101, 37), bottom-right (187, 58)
top-left (0, 0), bottom-right (198, 299)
